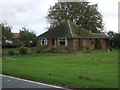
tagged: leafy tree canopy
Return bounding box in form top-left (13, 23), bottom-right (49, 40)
top-left (107, 31), bottom-right (120, 49)
top-left (0, 22), bottom-right (12, 40)
top-left (19, 27), bottom-right (36, 45)
top-left (47, 2), bottom-right (104, 33)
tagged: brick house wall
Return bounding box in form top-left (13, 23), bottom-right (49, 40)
top-left (80, 39), bottom-right (95, 50)
top-left (80, 38), bottom-right (108, 50)
top-left (47, 38), bottom-right (95, 52)
top-left (38, 38), bottom-right (77, 52)
top-left (37, 38), bottom-right (108, 52)
top-left (100, 39), bottom-right (107, 50)
top-left (48, 39), bottom-right (53, 46)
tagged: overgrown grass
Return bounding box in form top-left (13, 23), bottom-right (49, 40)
top-left (2, 50), bottom-right (118, 88)
top-left (2, 47), bottom-right (37, 56)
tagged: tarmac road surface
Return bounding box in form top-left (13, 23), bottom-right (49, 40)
top-left (1, 75), bottom-right (66, 89)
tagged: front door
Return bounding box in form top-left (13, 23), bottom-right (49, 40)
top-left (95, 39), bottom-right (101, 49)
top-left (52, 39), bottom-right (56, 47)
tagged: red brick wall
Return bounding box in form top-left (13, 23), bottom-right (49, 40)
top-left (81, 39), bottom-right (107, 50)
top-left (73, 39), bottom-right (80, 50)
top-left (48, 39), bottom-right (52, 46)
top-left (100, 39), bottom-right (107, 50)
top-left (80, 39), bottom-right (95, 50)
top-left (67, 39), bottom-right (74, 52)
top-left (37, 38), bottom-right (107, 52)
top-left (48, 38), bottom-right (78, 52)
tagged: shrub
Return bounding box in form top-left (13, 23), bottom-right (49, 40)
top-left (43, 46), bottom-right (54, 53)
top-left (8, 50), bottom-right (16, 55)
top-left (51, 47), bottom-right (68, 53)
top-left (36, 48), bottom-right (42, 53)
top-left (52, 47), bottom-right (59, 53)
top-left (36, 46), bottom-right (68, 53)
top-left (57, 47), bottom-right (68, 53)
top-left (36, 46), bottom-right (46, 53)
top-left (19, 46), bottom-right (28, 55)
top-left (2, 43), bottom-right (25, 48)
top-left (25, 43), bottom-right (37, 47)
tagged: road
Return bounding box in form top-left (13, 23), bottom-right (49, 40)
top-left (1, 75), bottom-right (66, 89)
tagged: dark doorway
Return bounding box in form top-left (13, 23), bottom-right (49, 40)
top-left (52, 39), bottom-right (55, 45)
top-left (95, 39), bottom-right (102, 49)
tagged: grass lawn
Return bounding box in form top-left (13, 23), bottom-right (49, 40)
top-left (2, 50), bottom-right (118, 88)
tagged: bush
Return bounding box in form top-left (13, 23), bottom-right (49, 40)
top-left (36, 46), bottom-right (68, 53)
top-left (36, 46), bottom-right (46, 53)
top-left (25, 43), bottom-right (37, 47)
top-left (57, 47), bottom-right (68, 53)
top-left (43, 46), bottom-right (55, 53)
top-left (2, 43), bottom-right (24, 48)
top-left (19, 46), bottom-right (28, 55)
top-left (50, 47), bottom-right (68, 53)
top-left (8, 50), bottom-right (16, 55)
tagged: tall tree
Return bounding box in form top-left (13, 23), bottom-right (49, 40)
top-left (0, 23), bottom-right (12, 41)
top-left (107, 31), bottom-right (120, 49)
top-left (107, 31), bottom-right (114, 38)
top-left (47, 2), bottom-right (104, 33)
top-left (20, 27), bottom-right (36, 45)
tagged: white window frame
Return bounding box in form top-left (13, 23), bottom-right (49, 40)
top-left (40, 38), bottom-right (48, 45)
top-left (58, 38), bottom-right (67, 46)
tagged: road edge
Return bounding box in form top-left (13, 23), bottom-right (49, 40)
top-left (1, 74), bottom-right (69, 89)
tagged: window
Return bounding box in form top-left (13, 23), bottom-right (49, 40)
top-left (40, 38), bottom-right (48, 45)
top-left (58, 38), bottom-right (67, 46)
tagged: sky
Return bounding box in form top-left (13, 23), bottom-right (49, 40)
top-left (0, 0), bottom-right (119, 36)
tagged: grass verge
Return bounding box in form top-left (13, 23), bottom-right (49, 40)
top-left (2, 50), bottom-right (118, 88)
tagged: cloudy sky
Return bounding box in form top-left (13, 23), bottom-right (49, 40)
top-left (0, 0), bottom-right (119, 36)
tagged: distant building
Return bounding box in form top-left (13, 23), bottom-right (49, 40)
top-left (6, 40), bottom-right (13, 43)
top-left (2, 37), bottom-right (13, 44)
top-left (37, 20), bottom-right (108, 52)
top-left (12, 33), bottom-right (20, 43)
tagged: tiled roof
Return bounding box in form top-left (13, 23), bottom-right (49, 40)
top-left (38, 20), bottom-right (107, 38)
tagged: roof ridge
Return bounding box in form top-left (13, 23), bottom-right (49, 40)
top-left (67, 20), bottom-right (74, 37)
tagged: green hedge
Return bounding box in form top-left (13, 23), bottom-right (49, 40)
top-left (36, 46), bottom-right (68, 53)
top-left (19, 46), bottom-right (28, 55)
top-left (2, 44), bottom-right (25, 48)
top-left (8, 50), bottom-right (16, 55)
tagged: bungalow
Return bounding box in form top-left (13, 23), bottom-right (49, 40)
top-left (37, 20), bottom-right (108, 52)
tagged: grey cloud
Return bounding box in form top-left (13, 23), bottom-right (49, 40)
top-left (0, 0), bottom-right (118, 35)
top-left (0, 0), bottom-right (56, 35)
